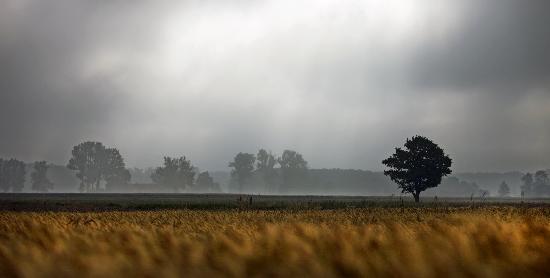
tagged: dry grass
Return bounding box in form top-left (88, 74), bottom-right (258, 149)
top-left (1, 207), bottom-right (550, 277)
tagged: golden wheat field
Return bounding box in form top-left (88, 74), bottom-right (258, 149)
top-left (1, 207), bottom-right (550, 278)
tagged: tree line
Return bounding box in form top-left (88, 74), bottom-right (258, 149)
top-left (520, 170), bottom-right (550, 197)
top-left (0, 159), bottom-right (54, 192)
top-left (227, 149), bottom-right (309, 193)
top-left (0, 137), bottom-right (542, 200)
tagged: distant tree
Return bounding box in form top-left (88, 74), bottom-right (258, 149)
top-left (151, 156), bottom-right (195, 192)
top-left (67, 141), bottom-right (130, 192)
top-left (195, 171), bottom-right (221, 193)
top-left (533, 170), bottom-right (550, 196)
top-left (521, 173), bottom-right (534, 196)
top-left (103, 148), bottom-right (131, 190)
top-left (31, 161), bottom-right (54, 192)
top-left (382, 136), bottom-right (452, 202)
top-left (278, 150), bottom-right (308, 193)
top-left (0, 159), bottom-right (26, 192)
top-left (228, 153), bottom-right (255, 193)
top-left (498, 181), bottom-right (510, 197)
top-left (256, 149), bottom-right (278, 192)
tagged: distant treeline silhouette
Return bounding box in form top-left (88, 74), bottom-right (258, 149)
top-left (0, 139), bottom-right (545, 197)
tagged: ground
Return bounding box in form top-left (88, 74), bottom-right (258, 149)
top-left (0, 194), bottom-right (550, 277)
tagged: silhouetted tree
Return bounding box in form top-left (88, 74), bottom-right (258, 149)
top-left (67, 141), bottom-right (130, 192)
top-left (256, 149), bottom-right (278, 192)
top-left (498, 181), bottom-right (510, 197)
top-left (228, 153), bottom-right (255, 192)
top-left (382, 136), bottom-right (452, 202)
top-left (521, 173), bottom-right (534, 196)
top-left (151, 156), bottom-right (195, 192)
top-left (278, 150), bottom-right (308, 193)
top-left (31, 161), bottom-right (54, 192)
top-left (195, 171), bottom-right (221, 192)
top-left (0, 158), bottom-right (26, 192)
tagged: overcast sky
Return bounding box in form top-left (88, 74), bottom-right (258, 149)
top-left (1, 0), bottom-right (549, 172)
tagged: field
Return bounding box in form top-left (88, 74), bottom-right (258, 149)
top-left (1, 194), bottom-right (550, 277)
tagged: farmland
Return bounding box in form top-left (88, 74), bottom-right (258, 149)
top-left (1, 194), bottom-right (550, 277)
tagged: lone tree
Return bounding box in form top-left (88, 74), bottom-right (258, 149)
top-left (498, 181), bottom-right (510, 197)
top-left (228, 153), bottom-right (255, 193)
top-left (382, 136), bottom-right (452, 202)
top-left (31, 161), bottom-right (54, 192)
top-left (67, 141), bottom-right (130, 192)
top-left (151, 156), bottom-right (195, 192)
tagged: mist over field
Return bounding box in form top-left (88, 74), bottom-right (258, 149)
top-left (1, 0), bottom-right (550, 196)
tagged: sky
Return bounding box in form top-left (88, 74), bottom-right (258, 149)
top-left (0, 0), bottom-right (549, 173)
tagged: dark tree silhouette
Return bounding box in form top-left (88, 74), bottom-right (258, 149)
top-left (195, 171), bottom-right (221, 193)
top-left (228, 153), bottom-right (255, 192)
top-left (31, 161), bottom-right (54, 192)
top-left (151, 156), bottom-right (195, 192)
top-left (256, 149), bottom-right (278, 192)
top-left (382, 136), bottom-right (452, 202)
top-left (0, 158), bottom-right (26, 192)
top-left (278, 150), bottom-right (308, 193)
top-left (67, 141), bottom-right (130, 192)
top-left (498, 181), bottom-right (510, 197)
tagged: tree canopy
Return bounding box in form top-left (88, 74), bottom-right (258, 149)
top-left (228, 152), bottom-right (255, 192)
top-left (151, 156), bottom-right (195, 192)
top-left (67, 141), bottom-right (130, 192)
top-left (382, 136), bottom-right (452, 202)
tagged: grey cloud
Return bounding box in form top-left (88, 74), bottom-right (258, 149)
top-left (0, 0), bottom-right (549, 172)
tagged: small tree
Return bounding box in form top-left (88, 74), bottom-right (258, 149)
top-left (31, 161), bottom-right (54, 192)
top-left (151, 156), bottom-right (195, 192)
top-left (195, 171), bottom-right (221, 193)
top-left (498, 181), bottom-right (510, 197)
top-left (228, 153), bottom-right (255, 193)
top-left (382, 136), bottom-right (452, 202)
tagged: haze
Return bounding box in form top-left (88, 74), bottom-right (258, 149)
top-left (1, 0), bottom-right (549, 173)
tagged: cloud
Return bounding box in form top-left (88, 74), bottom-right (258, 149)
top-left (0, 0), bottom-right (549, 172)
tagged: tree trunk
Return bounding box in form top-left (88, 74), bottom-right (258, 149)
top-left (413, 192), bottom-right (420, 203)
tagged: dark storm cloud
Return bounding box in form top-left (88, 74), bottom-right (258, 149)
top-left (0, 0), bottom-right (549, 172)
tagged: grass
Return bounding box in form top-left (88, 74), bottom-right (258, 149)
top-left (1, 206), bottom-right (550, 277)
